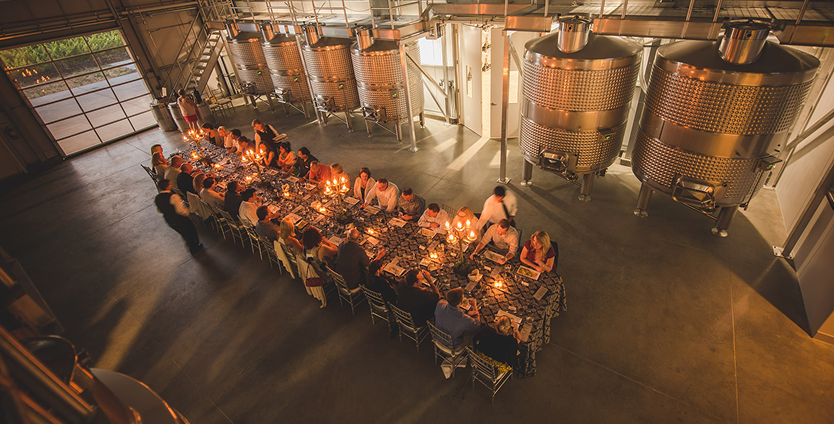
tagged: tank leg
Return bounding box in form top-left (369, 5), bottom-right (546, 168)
top-left (345, 111), bottom-right (353, 132)
top-left (302, 103), bottom-right (310, 119)
top-left (395, 123), bottom-right (403, 141)
top-left (634, 183), bottom-right (652, 217)
top-left (520, 160), bottom-right (533, 187)
top-left (578, 173), bottom-right (595, 202)
top-left (711, 206), bottom-right (738, 238)
top-left (365, 120), bottom-right (373, 137)
top-left (282, 103), bottom-right (290, 117)
top-left (419, 112), bottom-right (425, 128)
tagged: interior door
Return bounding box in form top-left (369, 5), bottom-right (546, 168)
top-left (459, 24), bottom-right (483, 136)
top-left (490, 30), bottom-right (537, 139)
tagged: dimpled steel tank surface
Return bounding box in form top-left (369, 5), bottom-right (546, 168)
top-left (301, 33), bottom-right (360, 119)
top-left (631, 20), bottom-right (819, 237)
top-left (226, 32), bottom-right (274, 94)
top-left (519, 16), bottom-right (641, 201)
top-left (351, 39), bottom-right (424, 140)
top-left (261, 32), bottom-right (311, 103)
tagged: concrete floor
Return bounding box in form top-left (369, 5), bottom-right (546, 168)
top-left (1, 103), bottom-right (833, 424)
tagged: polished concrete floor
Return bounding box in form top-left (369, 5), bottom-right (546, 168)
top-left (1, 103), bottom-right (833, 423)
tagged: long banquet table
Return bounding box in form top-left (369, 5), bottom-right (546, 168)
top-left (177, 142), bottom-right (567, 378)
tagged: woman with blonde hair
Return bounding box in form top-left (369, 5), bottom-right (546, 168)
top-left (279, 217), bottom-right (304, 254)
top-left (450, 206), bottom-right (480, 243)
top-left (192, 173), bottom-right (206, 198)
top-left (473, 315), bottom-right (520, 366)
top-left (330, 163), bottom-right (349, 186)
top-left (520, 231), bottom-right (557, 273)
top-left (151, 152), bottom-right (169, 176)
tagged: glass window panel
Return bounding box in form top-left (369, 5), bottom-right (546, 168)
top-left (86, 104), bottom-right (127, 127)
top-left (35, 98), bottom-right (83, 124)
top-left (95, 47), bottom-right (133, 68)
top-left (57, 130), bottom-right (101, 156)
top-left (44, 36), bottom-right (91, 60)
top-left (66, 71), bottom-right (107, 95)
top-left (24, 81), bottom-right (72, 106)
top-left (129, 111), bottom-right (156, 130)
top-left (11, 63), bottom-right (60, 89)
top-left (85, 31), bottom-right (126, 52)
top-left (111, 79), bottom-right (149, 102)
top-left (46, 115), bottom-right (93, 140)
top-left (95, 119), bottom-right (133, 143)
top-left (75, 89), bottom-right (118, 112)
top-left (1, 44), bottom-right (51, 69)
top-left (54, 55), bottom-right (99, 78)
top-left (121, 94), bottom-right (152, 116)
top-left (104, 64), bottom-right (140, 84)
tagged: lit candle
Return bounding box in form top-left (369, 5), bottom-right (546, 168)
top-left (465, 220), bottom-right (471, 228)
top-left (456, 222), bottom-right (463, 230)
top-left (494, 280), bottom-right (503, 288)
top-left (469, 230), bottom-right (476, 240)
top-left (430, 252), bottom-right (437, 259)
top-left (445, 221), bottom-right (451, 230)
top-left (368, 229), bottom-right (374, 234)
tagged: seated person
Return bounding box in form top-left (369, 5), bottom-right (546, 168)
top-left (293, 147), bottom-right (317, 178)
top-left (362, 178), bottom-right (399, 213)
top-left (398, 187), bottom-right (425, 222)
top-left (150, 144), bottom-right (163, 162)
top-left (163, 156), bottom-right (183, 190)
top-left (277, 142), bottom-right (295, 172)
top-left (199, 177), bottom-right (224, 210)
top-left (307, 160), bottom-right (331, 184)
top-left (354, 167), bottom-right (375, 201)
top-left (218, 126), bottom-right (234, 150)
top-left (279, 218), bottom-right (304, 254)
top-left (418, 203), bottom-right (450, 234)
top-left (396, 269), bottom-right (439, 326)
top-left (365, 260), bottom-right (397, 304)
top-left (255, 206), bottom-right (281, 241)
top-left (152, 152), bottom-right (169, 176)
top-left (201, 123), bottom-right (223, 146)
top-left (227, 129), bottom-right (250, 155)
top-left (469, 219), bottom-right (519, 264)
top-left (520, 231), bottom-right (557, 273)
top-left (335, 228), bottom-right (385, 290)
top-left (177, 163), bottom-right (196, 195)
top-left (238, 189), bottom-right (260, 226)
top-left (330, 163), bottom-right (349, 186)
top-left (473, 315), bottom-right (520, 366)
top-left (224, 181), bottom-right (244, 218)
top-left (451, 206), bottom-right (480, 243)
top-left (435, 287), bottom-right (480, 349)
top-left (301, 226), bottom-right (338, 267)
top-left (258, 142), bottom-right (277, 168)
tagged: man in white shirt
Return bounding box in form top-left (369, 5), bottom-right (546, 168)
top-left (155, 179), bottom-right (202, 253)
top-left (477, 185), bottom-right (518, 231)
top-left (418, 203), bottom-right (450, 234)
top-left (163, 156), bottom-right (183, 190)
top-left (469, 219), bottom-right (519, 264)
top-left (238, 189), bottom-right (260, 227)
top-left (362, 178), bottom-right (399, 212)
top-left (199, 177), bottom-right (225, 210)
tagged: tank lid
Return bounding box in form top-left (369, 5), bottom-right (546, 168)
top-left (356, 29), bottom-right (374, 50)
top-left (262, 23), bottom-right (296, 44)
top-left (304, 26), bottom-right (321, 45)
top-left (557, 15), bottom-right (592, 53)
top-left (227, 31), bottom-right (262, 42)
top-left (718, 19), bottom-right (772, 65)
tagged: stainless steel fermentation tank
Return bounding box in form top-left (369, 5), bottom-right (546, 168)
top-left (632, 20), bottom-right (819, 236)
top-left (226, 31), bottom-right (274, 95)
top-left (261, 25), bottom-right (312, 117)
top-left (301, 27), bottom-right (360, 129)
top-left (519, 16), bottom-right (641, 201)
top-left (351, 35), bottom-right (424, 140)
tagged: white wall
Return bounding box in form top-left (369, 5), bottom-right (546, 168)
top-left (776, 58), bottom-right (834, 336)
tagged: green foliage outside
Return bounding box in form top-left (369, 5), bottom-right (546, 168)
top-left (0, 31), bottom-right (125, 69)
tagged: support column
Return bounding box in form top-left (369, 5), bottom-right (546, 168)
top-left (579, 173), bottom-right (595, 202)
top-left (711, 206), bottom-right (738, 237)
top-left (634, 183), bottom-right (652, 217)
top-left (441, 24), bottom-right (452, 125)
top-left (521, 160), bottom-right (533, 186)
top-left (399, 42), bottom-right (418, 152)
top-left (498, 30), bottom-right (511, 184)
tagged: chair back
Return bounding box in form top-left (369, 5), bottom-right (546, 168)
top-left (390, 304), bottom-right (419, 330)
top-left (467, 347), bottom-right (502, 380)
top-left (172, 188), bottom-right (188, 206)
top-left (427, 321), bottom-right (455, 351)
top-left (362, 286), bottom-right (388, 312)
top-left (327, 267), bottom-right (350, 295)
top-left (441, 203), bottom-right (456, 218)
top-left (187, 192), bottom-right (208, 220)
top-left (218, 209), bottom-right (237, 224)
top-left (274, 240), bottom-right (296, 279)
